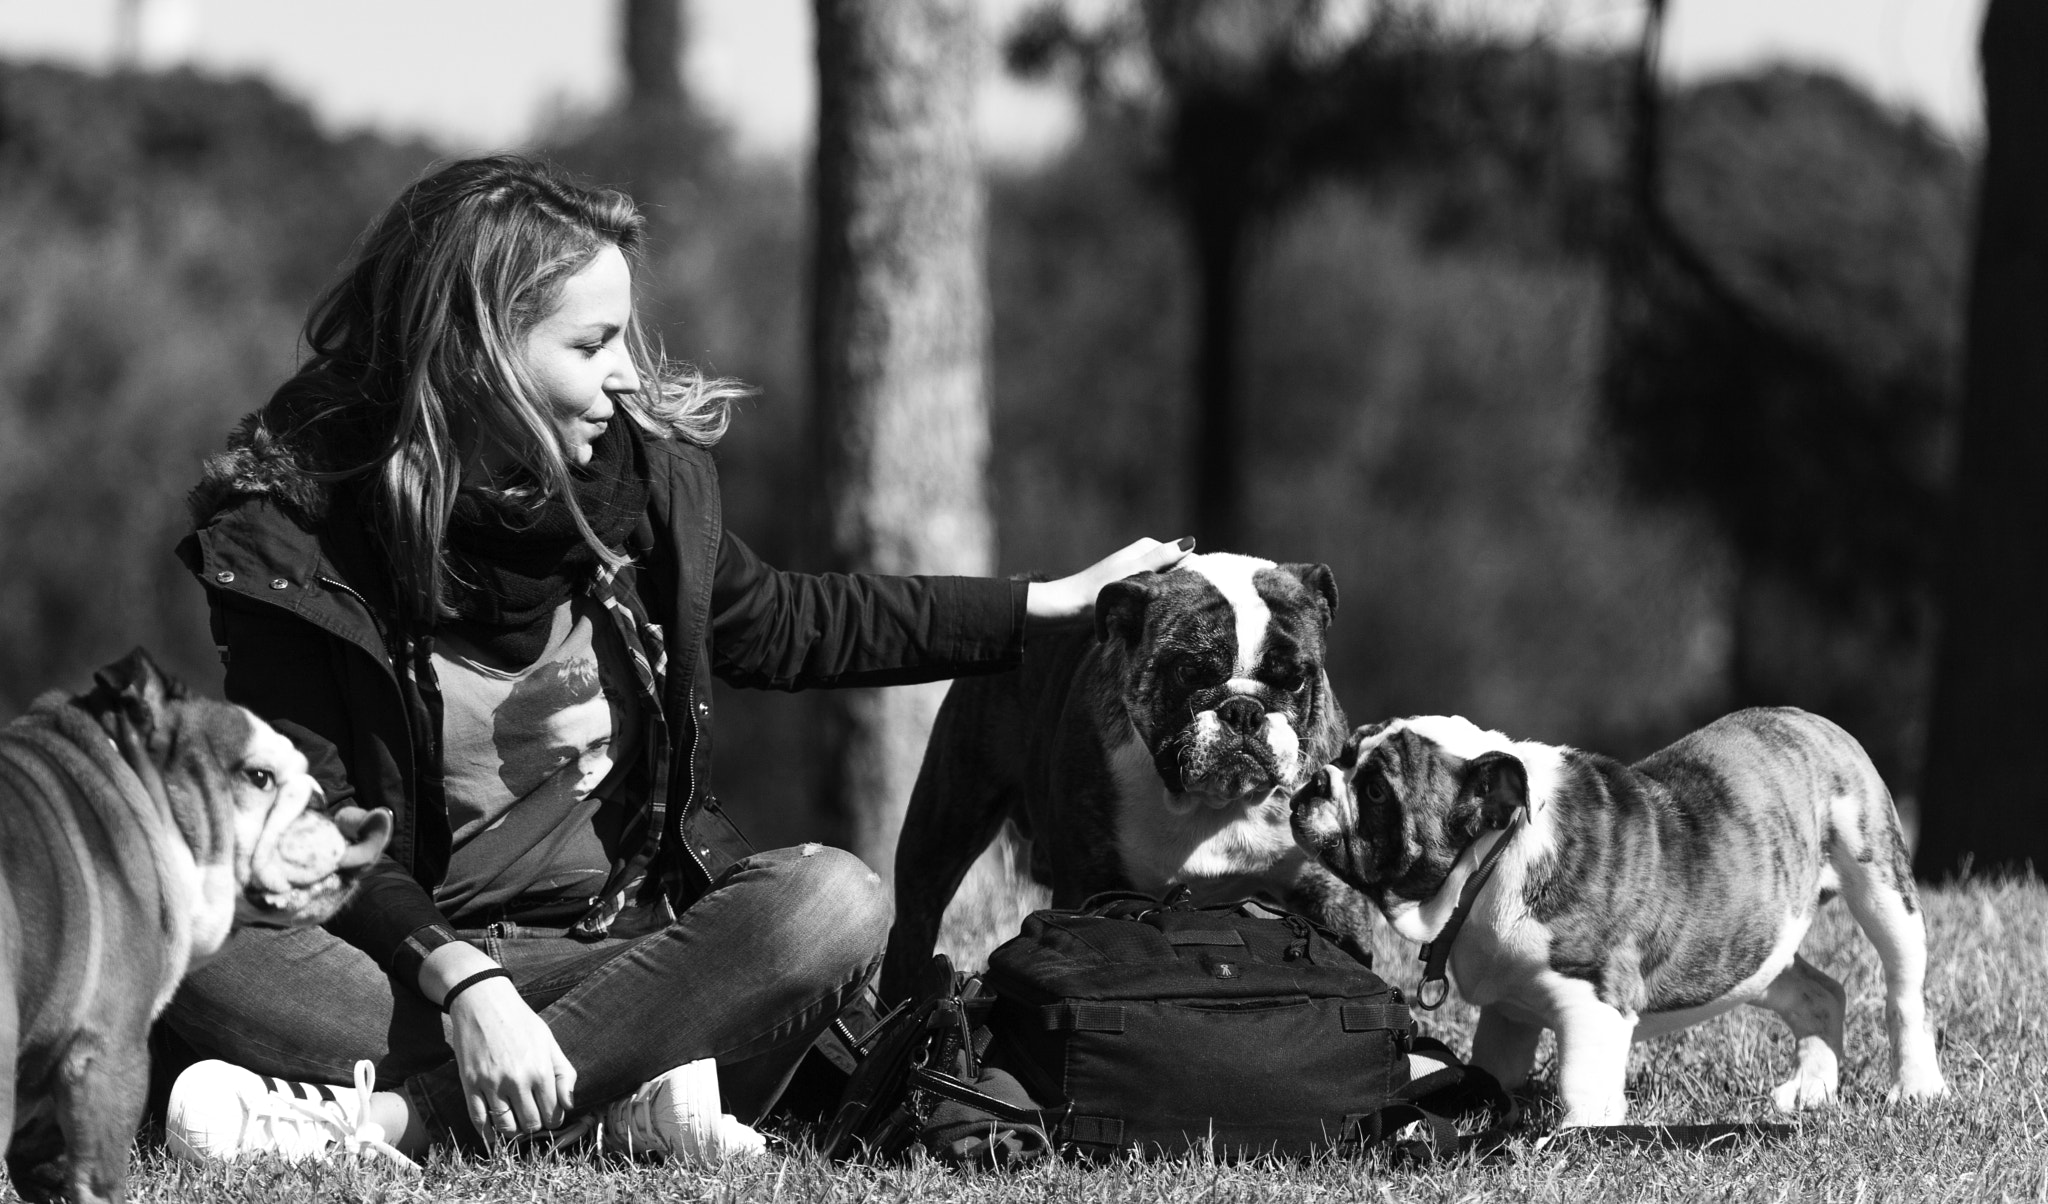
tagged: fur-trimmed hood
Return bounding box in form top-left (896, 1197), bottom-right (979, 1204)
top-left (187, 371), bottom-right (391, 530)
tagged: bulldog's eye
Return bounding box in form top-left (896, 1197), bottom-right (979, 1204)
top-left (242, 767), bottom-right (276, 791)
top-left (1171, 662), bottom-right (1206, 689)
top-left (1364, 777), bottom-right (1389, 804)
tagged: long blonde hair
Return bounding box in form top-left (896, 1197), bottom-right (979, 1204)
top-left (299, 154), bottom-right (749, 627)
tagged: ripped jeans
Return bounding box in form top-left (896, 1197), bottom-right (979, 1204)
top-left (161, 845), bottom-right (891, 1149)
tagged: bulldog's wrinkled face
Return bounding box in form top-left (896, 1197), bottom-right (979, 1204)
top-left (194, 705), bottom-right (391, 926)
top-left (1289, 718), bottom-right (1525, 906)
top-left (83, 649), bottom-right (391, 929)
top-left (1096, 553), bottom-right (1340, 808)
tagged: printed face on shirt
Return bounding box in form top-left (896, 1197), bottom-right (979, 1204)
top-left (519, 242), bottom-right (641, 468)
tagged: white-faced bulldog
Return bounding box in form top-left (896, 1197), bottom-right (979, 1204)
top-left (883, 553), bottom-right (1366, 1003)
top-left (1289, 707), bottom-right (1949, 1126)
top-left (2, 649), bottom-right (390, 1203)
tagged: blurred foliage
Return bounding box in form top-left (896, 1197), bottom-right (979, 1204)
top-left (999, 0), bottom-right (1621, 548)
top-left (1608, 70), bottom-right (1971, 627)
top-left (1604, 68), bottom-right (1974, 792)
top-left (0, 48), bottom-right (1972, 846)
top-left (0, 63), bottom-right (435, 708)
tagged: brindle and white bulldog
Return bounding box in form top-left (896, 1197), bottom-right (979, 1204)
top-left (884, 553), bottom-right (1365, 1003)
top-left (1, 650), bottom-right (390, 1204)
top-left (1290, 708), bottom-right (1949, 1127)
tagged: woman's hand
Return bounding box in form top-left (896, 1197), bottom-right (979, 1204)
top-left (420, 943), bottom-right (576, 1138)
top-left (1025, 537), bottom-right (1194, 628)
top-left (446, 978), bottom-right (578, 1138)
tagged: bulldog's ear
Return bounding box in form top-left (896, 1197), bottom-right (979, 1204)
top-left (1280, 563), bottom-right (1338, 626)
top-left (1463, 750), bottom-right (1528, 830)
top-left (1095, 575), bottom-right (1157, 646)
top-left (79, 647), bottom-right (186, 743)
top-left (1334, 720), bottom-right (1389, 771)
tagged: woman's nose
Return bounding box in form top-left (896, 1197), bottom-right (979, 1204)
top-left (608, 354), bottom-right (641, 395)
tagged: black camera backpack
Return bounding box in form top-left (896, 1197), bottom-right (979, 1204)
top-left (823, 892), bottom-right (1506, 1164)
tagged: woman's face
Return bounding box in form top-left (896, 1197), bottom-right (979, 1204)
top-left (518, 242), bottom-right (640, 467)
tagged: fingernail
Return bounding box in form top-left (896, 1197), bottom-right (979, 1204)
top-left (1176, 536), bottom-right (1195, 551)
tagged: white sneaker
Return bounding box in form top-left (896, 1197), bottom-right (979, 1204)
top-left (166, 1058), bottom-right (418, 1170)
top-left (597, 1058), bottom-right (767, 1164)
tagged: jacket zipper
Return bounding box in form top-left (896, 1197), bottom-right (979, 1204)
top-left (680, 680), bottom-right (709, 884)
top-left (310, 572), bottom-right (432, 812)
top-left (317, 574), bottom-right (378, 619)
top-left (316, 575), bottom-right (398, 682)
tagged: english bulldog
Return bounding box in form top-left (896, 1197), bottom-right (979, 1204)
top-left (883, 553), bottom-right (1366, 1003)
top-left (1289, 708), bottom-right (1949, 1127)
top-left (2, 650), bottom-right (390, 1203)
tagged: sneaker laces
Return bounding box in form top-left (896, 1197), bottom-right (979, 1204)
top-left (240, 1060), bottom-right (419, 1170)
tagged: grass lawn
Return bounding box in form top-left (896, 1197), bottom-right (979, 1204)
top-left (76, 875), bottom-right (2048, 1203)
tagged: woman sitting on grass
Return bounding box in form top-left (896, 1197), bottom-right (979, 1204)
top-left (162, 153), bottom-right (1186, 1167)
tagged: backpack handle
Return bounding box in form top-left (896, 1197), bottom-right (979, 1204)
top-left (1076, 890), bottom-right (1168, 919)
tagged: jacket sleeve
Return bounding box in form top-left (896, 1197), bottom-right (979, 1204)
top-left (707, 529), bottom-right (1030, 691)
top-left (208, 585), bottom-right (461, 988)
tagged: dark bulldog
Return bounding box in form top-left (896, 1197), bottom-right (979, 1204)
top-left (1, 650), bottom-right (390, 1203)
top-left (883, 553), bottom-right (1365, 1003)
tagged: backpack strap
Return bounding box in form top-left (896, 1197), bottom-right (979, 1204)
top-left (1372, 1036), bottom-right (1521, 1161)
top-left (907, 1065), bottom-right (1052, 1127)
top-left (818, 955), bottom-right (959, 1160)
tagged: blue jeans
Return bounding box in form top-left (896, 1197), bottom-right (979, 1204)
top-left (161, 845), bottom-right (890, 1149)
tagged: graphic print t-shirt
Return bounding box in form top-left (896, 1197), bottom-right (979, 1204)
top-left (432, 594), bottom-right (639, 923)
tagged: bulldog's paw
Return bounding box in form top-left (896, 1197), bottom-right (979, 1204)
top-left (1556, 1092), bottom-right (1629, 1128)
top-left (1772, 1071), bottom-right (1839, 1112)
top-left (1885, 1064), bottom-right (1950, 1105)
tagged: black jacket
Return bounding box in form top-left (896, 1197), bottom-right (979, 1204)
top-left (179, 382), bottom-right (1027, 991)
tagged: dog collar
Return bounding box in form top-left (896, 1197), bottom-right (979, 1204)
top-left (1414, 804), bottom-right (1528, 1011)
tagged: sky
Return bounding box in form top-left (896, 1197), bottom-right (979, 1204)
top-left (0, 0), bottom-right (1988, 160)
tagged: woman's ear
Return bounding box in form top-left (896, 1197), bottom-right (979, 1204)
top-left (1463, 751), bottom-right (1528, 829)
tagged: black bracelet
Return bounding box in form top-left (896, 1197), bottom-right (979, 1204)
top-left (440, 967), bottom-right (512, 1014)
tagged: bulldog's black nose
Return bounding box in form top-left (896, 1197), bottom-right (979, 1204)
top-left (1216, 696), bottom-right (1264, 734)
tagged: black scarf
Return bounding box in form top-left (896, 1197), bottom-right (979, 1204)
top-left (441, 422), bottom-right (647, 667)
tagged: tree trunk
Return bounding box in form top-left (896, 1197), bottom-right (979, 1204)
top-left (621, 0), bottom-right (687, 118)
top-left (1916, 0), bottom-right (2048, 879)
top-left (1189, 203), bottom-right (1248, 552)
top-left (811, 0), bottom-right (993, 877)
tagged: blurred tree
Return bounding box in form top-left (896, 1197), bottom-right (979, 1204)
top-left (1005, 0), bottom-right (1517, 549)
top-left (812, 0), bottom-right (995, 875)
top-left (556, 0), bottom-right (724, 194)
top-left (1917, 0), bottom-right (2048, 879)
top-left (1601, 0), bottom-right (1968, 792)
top-left (621, 0), bottom-right (686, 119)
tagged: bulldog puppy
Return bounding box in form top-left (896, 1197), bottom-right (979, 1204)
top-left (884, 553), bottom-right (1365, 1003)
top-left (1, 649), bottom-right (390, 1204)
top-left (1290, 708), bottom-right (1949, 1127)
